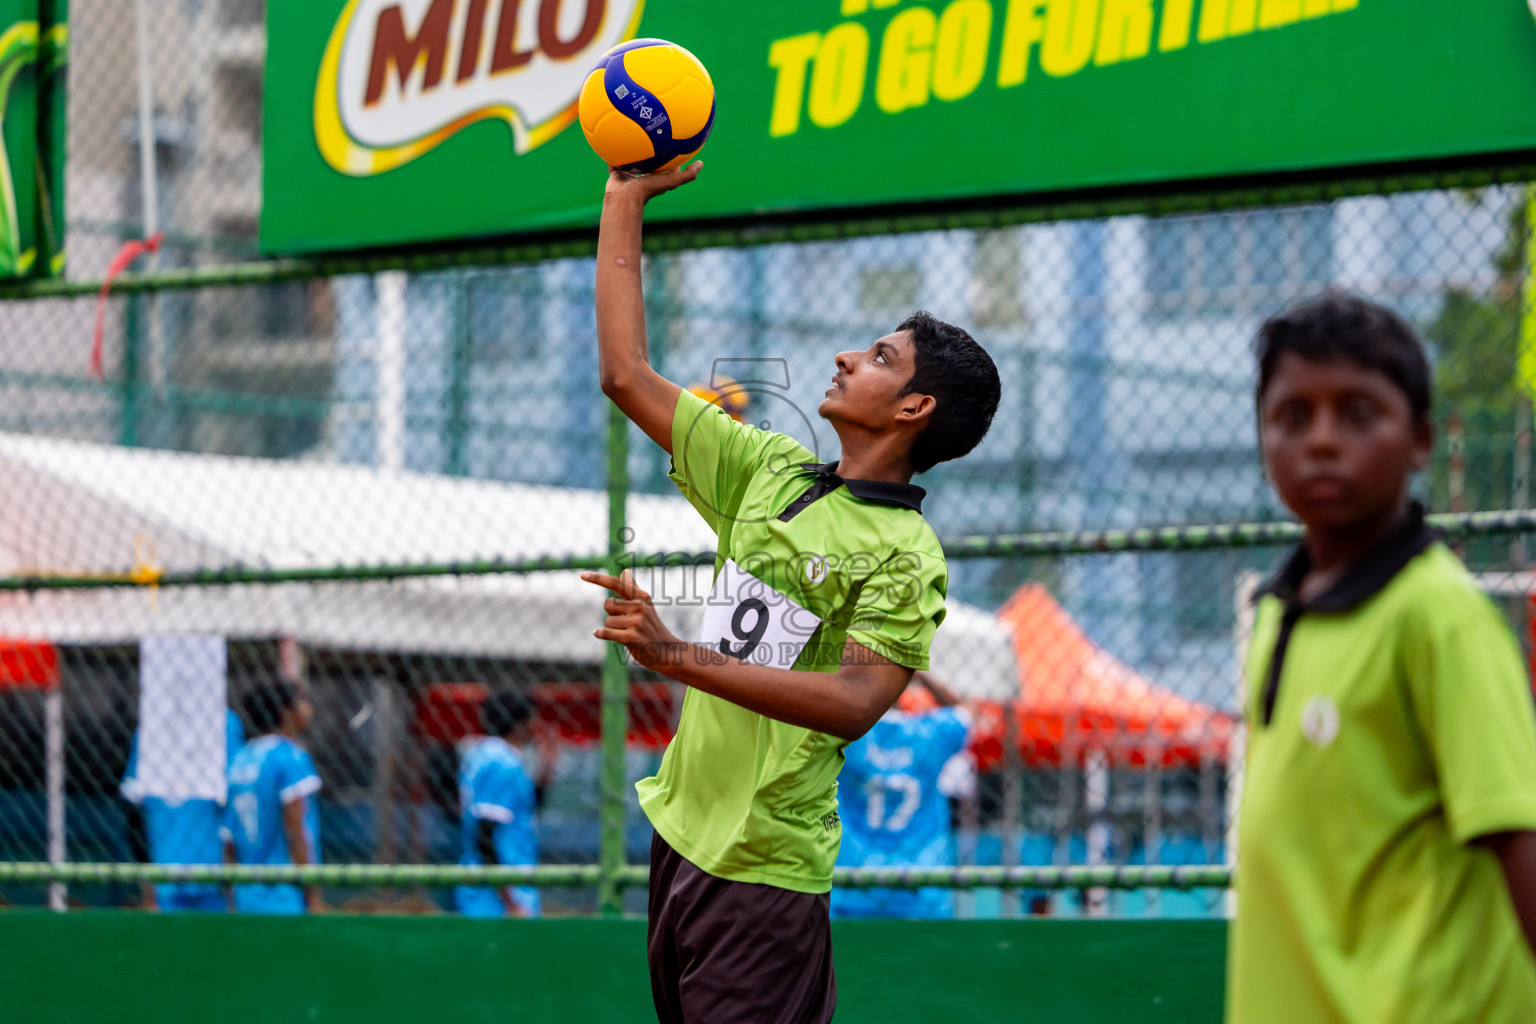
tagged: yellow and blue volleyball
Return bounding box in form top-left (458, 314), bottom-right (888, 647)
top-left (579, 39), bottom-right (715, 174)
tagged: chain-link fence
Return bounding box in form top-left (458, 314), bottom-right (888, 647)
top-left (2, 0), bottom-right (1535, 918)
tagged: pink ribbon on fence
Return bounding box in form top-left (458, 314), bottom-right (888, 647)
top-left (90, 231), bottom-right (166, 381)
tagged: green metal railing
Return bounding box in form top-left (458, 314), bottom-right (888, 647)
top-left (5, 509), bottom-right (1533, 594)
top-left (599, 404), bottom-right (631, 913)
top-left (0, 861), bottom-right (1231, 892)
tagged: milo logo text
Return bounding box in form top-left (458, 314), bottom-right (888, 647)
top-left (315, 0), bottom-right (644, 176)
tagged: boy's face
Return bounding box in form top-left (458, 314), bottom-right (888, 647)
top-left (818, 330), bottom-right (922, 427)
top-left (1259, 352), bottom-right (1432, 533)
top-left (287, 696), bottom-right (315, 734)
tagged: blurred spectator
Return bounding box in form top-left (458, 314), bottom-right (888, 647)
top-left (455, 692), bottom-right (554, 917)
top-left (224, 682), bottom-right (322, 914)
top-left (120, 708), bottom-right (245, 911)
top-left (833, 672), bottom-right (974, 919)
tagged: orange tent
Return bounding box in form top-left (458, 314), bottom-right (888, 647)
top-left (968, 584), bottom-right (1233, 771)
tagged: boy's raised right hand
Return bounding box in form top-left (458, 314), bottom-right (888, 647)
top-left (605, 161), bottom-right (702, 203)
top-left (595, 159), bottom-right (689, 456)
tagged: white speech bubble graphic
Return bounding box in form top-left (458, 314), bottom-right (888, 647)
top-left (315, 0), bottom-right (644, 177)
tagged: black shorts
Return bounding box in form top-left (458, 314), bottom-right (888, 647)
top-left (647, 831), bottom-right (836, 1024)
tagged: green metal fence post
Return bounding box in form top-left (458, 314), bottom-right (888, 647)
top-left (643, 260), bottom-right (671, 494)
top-left (119, 294), bottom-right (140, 446)
top-left (600, 402), bottom-right (630, 915)
top-left (446, 274), bottom-right (471, 476)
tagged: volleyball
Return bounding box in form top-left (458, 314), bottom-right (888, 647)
top-left (579, 39), bottom-right (715, 174)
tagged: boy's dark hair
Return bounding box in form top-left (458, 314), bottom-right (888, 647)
top-left (483, 692), bottom-right (536, 738)
top-left (1254, 294), bottom-right (1432, 424)
top-left (244, 681), bottom-right (298, 735)
top-left (898, 311), bottom-right (1001, 474)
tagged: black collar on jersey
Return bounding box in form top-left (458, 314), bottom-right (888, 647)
top-left (1255, 501), bottom-right (1436, 613)
top-left (777, 461), bottom-right (926, 522)
top-left (1253, 501), bottom-right (1436, 726)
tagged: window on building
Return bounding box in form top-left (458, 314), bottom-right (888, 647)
top-left (1145, 219), bottom-right (1188, 297)
top-left (216, 65), bottom-right (263, 147)
top-left (1143, 206), bottom-right (1334, 317)
top-left (219, 0), bottom-right (266, 28)
top-left (1174, 551), bottom-right (1235, 639)
top-left (1199, 215), bottom-right (1239, 292)
top-left (859, 264), bottom-right (920, 314)
top-left (253, 280), bottom-right (334, 341)
top-left (468, 271), bottom-right (541, 365)
top-left (972, 228), bottom-right (1025, 327)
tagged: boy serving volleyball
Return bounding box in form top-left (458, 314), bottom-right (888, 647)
top-left (1230, 295), bottom-right (1536, 1023)
top-left (581, 163), bottom-right (999, 1024)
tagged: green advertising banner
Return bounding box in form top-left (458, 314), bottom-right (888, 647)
top-left (261, 0), bottom-right (1536, 256)
top-left (0, 0), bottom-right (64, 279)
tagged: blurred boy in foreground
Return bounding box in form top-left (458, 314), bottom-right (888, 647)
top-left (1229, 295), bottom-right (1536, 1022)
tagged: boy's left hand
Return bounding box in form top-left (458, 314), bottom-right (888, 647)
top-left (582, 569), bottom-right (688, 672)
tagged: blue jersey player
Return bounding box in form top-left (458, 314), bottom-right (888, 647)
top-left (455, 692), bottom-right (551, 917)
top-left (834, 672), bottom-right (973, 919)
top-left (120, 708), bottom-right (246, 911)
top-left (224, 682), bottom-right (322, 915)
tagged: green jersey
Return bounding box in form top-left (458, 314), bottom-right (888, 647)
top-left (1230, 507), bottom-right (1536, 1024)
top-left (637, 389), bottom-right (949, 893)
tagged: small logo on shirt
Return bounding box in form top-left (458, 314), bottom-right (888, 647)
top-left (821, 811), bottom-right (841, 833)
top-left (1300, 696), bottom-right (1340, 747)
top-left (805, 557), bottom-right (829, 584)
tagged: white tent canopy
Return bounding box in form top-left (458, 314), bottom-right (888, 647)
top-left (0, 434), bottom-right (1016, 699)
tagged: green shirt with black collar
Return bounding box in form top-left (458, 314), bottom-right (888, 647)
top-left (636, 388), bottom-right (948, 893)
top-left (1230, 504), bottom-right (1536, 1023)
